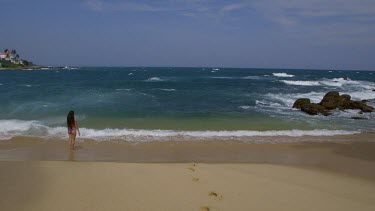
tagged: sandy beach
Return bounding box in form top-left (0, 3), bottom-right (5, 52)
top-left (1, 161), bottom-right (375, 211)
top-left (1, 134), bottom-right (375, 210)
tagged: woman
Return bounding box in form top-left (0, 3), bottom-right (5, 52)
top-left (67, 111), bottom-right (80, 150)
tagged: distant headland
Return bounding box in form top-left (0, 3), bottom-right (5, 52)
top-left (0, 48), bottom-right (35, 69)
top-left (0, 48), bottom-right (77, 70)
top-left (0, 49), bottom-right (77, 70)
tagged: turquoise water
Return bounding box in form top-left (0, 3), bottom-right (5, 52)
top-left (0, 67), bottom-right (374, 141)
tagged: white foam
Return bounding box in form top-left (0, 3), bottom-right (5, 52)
top-left (242, 76), bottom-right (261, 80)
top-left (281, 80), bottom-right (320, 86)
top-left (0, 119), bottom-right (361, 141)
top-left (239, 105), bottom-right (251, 110)
top-left (265, 92), bottom-right (327, 106)
top-left (159, 89), bottom-right (176, 91)
top-left (273, 73), bottom-right (295, 77)
top-left (281, 78), bottom-right (374, 89)
top-left (116, 89), bottom-right (131, 91)
top-left (129, 73), bottom-right (134, 76)
top-left (0, 120), bottom-right (41, 133)
top-left (80, 128), bottom-right (360, 139)
top-left (0, 83), bottom-right (3, 86)
top-left (347, 90), bottom-right (375, 100)
top-left (333, 109), bottom-right (370, 119)
top-left (255, 100), bottom-right (282, 107)
top-left (213, 68), bottom-right (219, 71)
top-left (327, 78), bottom-right (360, 86)
top-left (146, 77), bottom-right (163, 82)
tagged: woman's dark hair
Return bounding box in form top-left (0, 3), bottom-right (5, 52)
top-left (67, 111), bottom-right (75, 129)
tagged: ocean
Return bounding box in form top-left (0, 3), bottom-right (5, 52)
top-left (0, 67), bottom-right (374, 142)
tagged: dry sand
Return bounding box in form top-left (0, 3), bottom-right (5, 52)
top-left (1, 161), bottom-right (375, 211)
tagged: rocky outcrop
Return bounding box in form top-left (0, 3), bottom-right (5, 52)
top-left (293, 91), bottom-right (374, 115)
top-left (300, 103), bottom-right (331, 116)
top-left (292, 98), bottom-right (310, 109)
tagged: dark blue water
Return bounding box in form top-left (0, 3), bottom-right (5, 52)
top-left (0, 67), bottom-right (374, 141)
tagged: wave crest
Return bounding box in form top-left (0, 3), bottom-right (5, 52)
top-left (0, 119), bottom-right (361, 142)
top-left (146, 77), bottom-right (163, 82)
top-left (273, 73), bottom-right (295, 77)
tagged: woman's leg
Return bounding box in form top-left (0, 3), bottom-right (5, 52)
top-left (69, 134), bottom-right (74, 150)
top-left (71, 132), bottom-right (76, 150)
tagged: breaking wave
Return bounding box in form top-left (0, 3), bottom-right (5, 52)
top-left (281, 80), bottom-right (320, 86)
top-left (0, 119), bottom-right (361, 142)
top-left (281, 78), bottom-right (374, 89)
top-left (273, 73), bottom-right (295, 77)
top-left (146, 77), bottom-right (163, 82)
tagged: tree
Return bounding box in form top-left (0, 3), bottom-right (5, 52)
top-left (16, 54), bottom-right (20, 59)
top-left (11, 49), bottom-right (17, 57)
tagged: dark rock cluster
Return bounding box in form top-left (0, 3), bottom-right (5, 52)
top-left (293, 91), bottom-right (374, 116)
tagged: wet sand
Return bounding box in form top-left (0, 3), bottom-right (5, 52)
top-left (1, 133), bottom-right (375, 179)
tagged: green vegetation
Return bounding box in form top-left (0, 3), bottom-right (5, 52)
top-left (0, 59), bottom-right (33, 68)
top-left (0, 60), bottom-right (21, 68)
top-left (22, 60), bottom-right (33, 66)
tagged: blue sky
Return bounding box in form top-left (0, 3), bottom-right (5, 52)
top-left (1, 0), bottom-right (375, 70)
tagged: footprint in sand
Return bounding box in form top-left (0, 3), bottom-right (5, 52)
top-left (209, 191), bottom-right (223, 200)
top-left (188, 163), bottom-right (197, 172)
top-left (187, 167), bottom-right (196, 172)
top-left (200, 206), bottom-right (210, 211)
top-left (192, 177), bottom-right (199, 182)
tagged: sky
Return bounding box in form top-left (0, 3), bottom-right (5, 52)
top-left (1, 0), bottom-right (375, 70)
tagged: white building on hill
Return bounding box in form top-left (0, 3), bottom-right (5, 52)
top-left (0, 49), bottom-right (23, 65)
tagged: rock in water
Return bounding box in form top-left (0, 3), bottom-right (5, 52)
top-left (293, 98), bottom-right (310, 109)
top-left (346, 101), bottom-right (374, 112)
top-left (300, 103), bottom-right (330, 116)
top-left (319, 91), bottom-right (341, 109)
top-left (360, 104), bottom-right (374, 112)
top-left (341, 94), bottom-right (351, 101)
top-left (293, 91), bottom-right (374, 115)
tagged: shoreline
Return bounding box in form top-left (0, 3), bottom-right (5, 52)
top-left (0, 65), bottom-right (75, 70)
top-left (0, 66), bottom-right (46, 70)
